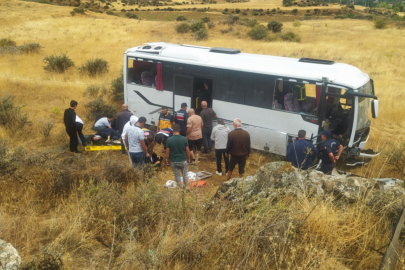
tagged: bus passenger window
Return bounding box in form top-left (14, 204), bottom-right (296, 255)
top-left (127, 59), bottom-right (158, 89)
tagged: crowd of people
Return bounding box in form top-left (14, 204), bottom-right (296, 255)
top-left (63, 98), bottom-right (343, 189)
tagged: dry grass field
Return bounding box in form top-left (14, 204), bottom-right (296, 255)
top-left (1, 0), bottom-right (405, 268)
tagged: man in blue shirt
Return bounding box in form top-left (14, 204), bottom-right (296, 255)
top-left (319, 130), bottom-right (343, 175)
top-left (175, 103), bottom-right (189, 136)
top-left (287, 130), bottom-right (318, 170)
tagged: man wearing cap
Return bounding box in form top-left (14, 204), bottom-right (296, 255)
top-left (125, 116), bottom-right (150, 169)
top-left (175, 103), bottom-right (189, 137)
top-left (287, 130), bottom-right (318, 170)
top-left (319, 130), bottom-right (343, 175)
top-left (116, 104), bottom-right (133, 154)
top-left (200, 101), bottom-right (217, 153)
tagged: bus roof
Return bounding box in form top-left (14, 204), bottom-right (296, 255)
top-left (125, 42), bottom-right (370, 89)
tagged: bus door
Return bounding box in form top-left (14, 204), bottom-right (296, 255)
top-left (173, 75), bottom-right (193, 113)
top-left (193, 77), bottom-right (214, 114)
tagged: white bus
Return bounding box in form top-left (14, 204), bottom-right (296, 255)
top-left (123, 42), bottom-right (380, 166)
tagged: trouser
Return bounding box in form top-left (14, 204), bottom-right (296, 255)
top-left (93, 126), bottom-right (106, 132)
top-left (215, 149), bottom-right (229, 174)
top-left (66, 127), bottom-right (78, 152)
top-left (202, 127), bottom-right (213, 153)
top-left (76, 122), bottom-right (86, 147)
top-left (121, 138), bottom-right (126, 154)
top-left (170, 161), bottom-right (188, 186)
top-left (129, 152), bottom-right (145, 170)
top-left (319, 163), bottom-right (334, 175)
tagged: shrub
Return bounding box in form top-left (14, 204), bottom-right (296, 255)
top-left (0, 38), bottom-right (16, 47)
top-left (283, 0), bottom-right (292, 6)
top-left (201, 16), bottom-right (210, 23)
top-left (293, 20), bottom-right (301, 27)
top-left (85, 98), bottom-right (117, 120)
top-left (176, 22), bottom-right (190, 33)
top-left (39, 120), bottom-right (54, 139)
top-left (106, 11), bottom-right (115, 15)
top-left (125, 13), bottom-right (138, 19)
top-left (248, 25), bottom-right (268, 40)
top-left (43, 53), bottom-right (75, 73)
top-left (83, 85), bottom-right (107, 99)
top-left (292, 8), bottom-right (298, 15)
top-left (190, 21), bottom-right (205, 32)
top-left (375, 19), bottom-right (387, 29)
top-left (73, 7), bottom-right (85, 14)
top-left (267, 20), bottom-right (283, 33)
top-left (240, 18), bottom-right (258, 27)
top-left (70, 11), bottom-right (76, 16)
top-left (20, 43), bottom-right (42, 54)
top-left (280, 31), bottom-right (301, 42)
top-left (207, 21), bottom-right (215, 29)
top-left (176, 15), bottom-right (187, 21)
top-left (194, 28), bottom-right (208, 40)
top-left (110, 73), bottom-right (124, 102)
top-left (0, 95), bottom-right (29, 130)
top-left (80, 58), bottom-right (109, 77)
top-left (51, 107), bottom-right (62, 116)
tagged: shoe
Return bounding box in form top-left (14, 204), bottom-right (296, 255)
top-left (105, 140), bottom-right (111, 143)
top-left (112, 140), bottom-right (121, 144)
top-left (75, 150), bottom-right (83, 154)
top-left (216, 171), bottom-right (222, 176)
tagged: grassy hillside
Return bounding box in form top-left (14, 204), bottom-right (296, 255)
top-left (0, 0), bottom-right (404, 268)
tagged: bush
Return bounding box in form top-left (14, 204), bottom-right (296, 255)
top-left (207, 21), bottom-right (215, 29)
top-left (240, 18), bottom-right (258, 27)
top-left (110, 73), bottom-right (124, 102)
top-left (0, 38), bottom-right (16, 47)
top-left (20, 43), bottom-right (42, 54)
top-left (176, 15), bottom-right (187, 21)
top-left (80, 58), bottom-right (109, 77)
top-left (293, 20), bottom-right (301, 27)
top-left (283, 0), bottom-right (292, 6)
top-left (194, 28), bottom-right (208, 40)
top-left (39, 120), bottom-right (54, 139)
top-left (280, 31), bottom-right (301, 42)
top-left (267, 20), bottom-right (283, 33)
top-left (201, 16), bottom-right (210, 23)
top-left (73, 7), bottom-right (85, 14)
top-left (0, 95), bottom-right (29, 130)
top-left (176, 22), bottom-right (190, 33)
top-left (106, 11), bottom-right (115, 15)
top-left (70, 11), bottom-right (76, 16)
top-left (85, 98), bottom-right (117, 120)
top-left (83, 85), bottom-right (107, 99)
top-left (190, 21), bottom-right (206, 32)
top-left (248, 25), bottom-right (268, 40)
top-left (125, 13), bottom-right (138, 19)
top-left (43, 53), bottom-right (75, 73)
top-left (375, 19), bottom-right (387, 29)
top-left (292, 8), bottom-right (298, 15)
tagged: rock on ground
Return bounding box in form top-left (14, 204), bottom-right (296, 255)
top-left (214, 161), bottom-right (405, 212)
top-left (0, 239), bottom-right (21, 270)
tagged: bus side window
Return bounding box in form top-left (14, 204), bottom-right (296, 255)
top-left (127, 60), bottom-right (158, 89)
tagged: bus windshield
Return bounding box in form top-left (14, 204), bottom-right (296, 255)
top-left (356, 81), bottom-right (372, 130)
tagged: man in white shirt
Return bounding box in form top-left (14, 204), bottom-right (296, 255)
top-left (125, 116), bottom-right (150, 169)
top-left (93, 115), bottom-right (114, 131)
top-left (211, 118), bottom-right (230, 176)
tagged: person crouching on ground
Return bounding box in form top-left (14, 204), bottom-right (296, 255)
top-left (211, 118), bottom-right (230, 176)
top-left (166, 123), bottom-right (190, 188)
top-left (226, 118), bottom-right (251, 180)
top-left (125, 116), bottom-right (150, 170)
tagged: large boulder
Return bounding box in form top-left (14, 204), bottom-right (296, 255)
top-left (214, 162), bottom-right (405, 211)
top-left (0, 239), bottom-right (20, 270)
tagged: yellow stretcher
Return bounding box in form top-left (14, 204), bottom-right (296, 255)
top-left (84, 145), bottom-right (122, 151)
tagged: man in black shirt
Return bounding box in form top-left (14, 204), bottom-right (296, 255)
top-left (63, 100), bottom-right (79, 153)
top-left (200, 101), bottom-right (217, 153)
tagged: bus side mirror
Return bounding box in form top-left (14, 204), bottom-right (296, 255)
top-left (371, 99), bottom-right (378, 118)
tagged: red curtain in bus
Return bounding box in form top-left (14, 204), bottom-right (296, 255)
top-left (156, 63), bottom-right (163, 91)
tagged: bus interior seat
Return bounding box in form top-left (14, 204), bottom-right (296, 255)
top-left (141, 71), bottom-right (152, 86)
top-left (284, 93), bottom-right (301, 112)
